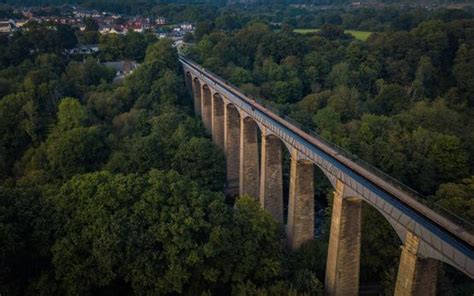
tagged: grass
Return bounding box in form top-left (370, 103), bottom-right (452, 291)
top-left (345, 30), bottom-right (373, 41)
top-left (294, 28), bottom-right (373, 41)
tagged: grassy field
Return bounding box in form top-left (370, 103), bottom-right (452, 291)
top-left (294, 28), bottom-right (372, 41)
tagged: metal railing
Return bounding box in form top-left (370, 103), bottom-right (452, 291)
top-left (180, 54), bottom-right (474, 234)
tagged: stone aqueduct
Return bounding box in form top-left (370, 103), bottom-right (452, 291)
top-left (180, 55), bottom-right (474, 295)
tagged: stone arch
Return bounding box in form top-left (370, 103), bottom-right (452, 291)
top-left (340, 179), bottom-right (473, 288)
top-left (201, 84), bottom-right (212, 134)
top-left (192, 77), bottom-right (201, 115)
top-left (212, 93), bottom-right (225, 150)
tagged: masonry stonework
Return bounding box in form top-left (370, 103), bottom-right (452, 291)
top-left (394, 231), bottom-right (439, 296)
top-left (192, 78), bottom-right (201, 116)
top-left (259, 131), bottom-right (284, 224)
top-left (201, 85), bottom-right (212, 134)
top-left (287, 151), bottom-right (314, 249)
top-left (212, 94), bottom-right (225, 150)
top-left (325, 180), bottom-right (362, 296)
top-left (239, 117), bottom-right (260, 199)
top-left (224, 104), bottom-right (240, 196)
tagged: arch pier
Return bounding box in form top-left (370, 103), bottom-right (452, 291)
top-left (183, 57), bottom-right (474, 296)
top-left (259, 130), bottom-right (284, 224)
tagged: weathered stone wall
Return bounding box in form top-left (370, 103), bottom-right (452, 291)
top-left (192, 78), bottom-right (201, 116)
top-left (201, 85), bottom-right (212, 134)
top-left (239, 116), bottom-right (260, 199)
top-left (224, 104), bottom-right (240, 196)
top-left (287, 151), bottom-right (314, 250)
top-left (259, 131), bottom-right (284, 224)
top-left (325, 180), bottom-right (362, 296)
top-left (394, 231), bottom-right (439, 296)
top-left (212, 94), bottom-right (225, 150)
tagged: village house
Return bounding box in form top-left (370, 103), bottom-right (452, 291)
top-left (0, 20), bottom-right (17, 34)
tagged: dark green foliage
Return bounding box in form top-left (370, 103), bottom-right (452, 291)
top-left (173, 137), bottom-right (226, 191)
top-left (46, 126), bottom-right (109, 178)
top-left (51, 171), bottom-right (144, 295)
top-left (1, 3), bottom-right (474, 295)
top-left (0, 187), bottom-right (43, 296)
top-left (99, 32), bottom-right (157, 62)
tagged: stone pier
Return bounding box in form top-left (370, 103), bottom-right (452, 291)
top-left (239, 116), bottom-right (259, 199)
top-left (212, 94), bottom-right (225, 150)
top-left (192, 78), bottom-right (201, 116)
top-left (325, 180), bottom-right (362, 296)
top-left (394, 231), bottom-right (439, 296)
top-left (287, 151), bottom-right (314, 250)
top-left (201, 85), bottom-right (212, 134)
top-left (259, 131), bottom-right (284, 224)
top-left (185, 73), bottom-right (192, 95)
top-left (224, 104), bottom-right (240, 196)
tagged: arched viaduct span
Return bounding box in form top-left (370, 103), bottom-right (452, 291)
top-left (180, 55), bottom-right (474, 295)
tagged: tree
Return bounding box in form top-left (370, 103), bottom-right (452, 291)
top-left (86, 89), bottom-right (129, 121)
top-left (51, 172), bottom-right (146, 295)
top-left (183, 32), bottom-right (194, 43)
top-left (436, 176), bottom-right (474, 223)
top-left (0, 186), bottom-right (46, 296)
top-left (319, 24), bottom-right (349, 41)
top-left (405, 128), bottom-right (469, 194)
top-left (369, 84), bottom-right (410, 115)
top-left (453, 44), bottom-right (474, 106)
top-left (229, 66), bottom-right (253, 85)
top-left (56, 98), bottom-right (88, 132)
top-left (313, 106), bottom-right (347, 145)
top-left (152, 70), bottom-right (185, 106)
top-left (46, 127), bottom-right (108, 178)
top-left (328, 62), bottom-right (350, 87)
top-left (327, 86), bottom-right (360, 121)
top-left (124, 32), bottom-right (156, 62)
top-left (194, 21), bottom-right (214, 41)
top-left (411, 56), bottom-right (437, 100)
top-left (144, 38), bottom-right (179, 71)
top-left (226, 196), bottom-right (285, 284)
top-left (0, 92), bottom-right (32, 177)
top-left (99, 33), bottom-right (123, 61)
top-left (124, 170), bottom-right (230, 294)
top-left (172, 137), bottom-right (226, 192)
top-left (83, 17), bottom-right (99, 32)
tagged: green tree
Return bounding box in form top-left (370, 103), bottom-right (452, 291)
top-left (124, 170), bottom-right (230, 294)
top-left (226, 196), bottom-right (284, 285)
top-left (46, 127), bottom-right (108, 178)
top-left (411, 56), bottom-right (437, 100)
top-left (194, 21), bottom-right (214, 41)
top-left (0, 92), bottom-right (32, 177)
top-left (405, 128), bottom-right (469, 194)
top-left (56, 98), bottom-right (88, 131)
top-left (144, 38), bottom-right (179, 70)
top-left (436, 176), bottom-right (474, 222)
top-left (453, 44), bottom-right (474, 106)
top-left (327, 86), bottom-right (360, 121)
top-left (0, 186), bottom-right (45, 296)
top-left (51, 172), bottom-right (146, 295)
top-left (172, 137), bottom-right (226, 192)
top-left (369, 84), bottom-right (410, 115)
top-left (328, 62), bottom-right (350, 87)
top-left (83, 17), bottom-right (99, 32)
